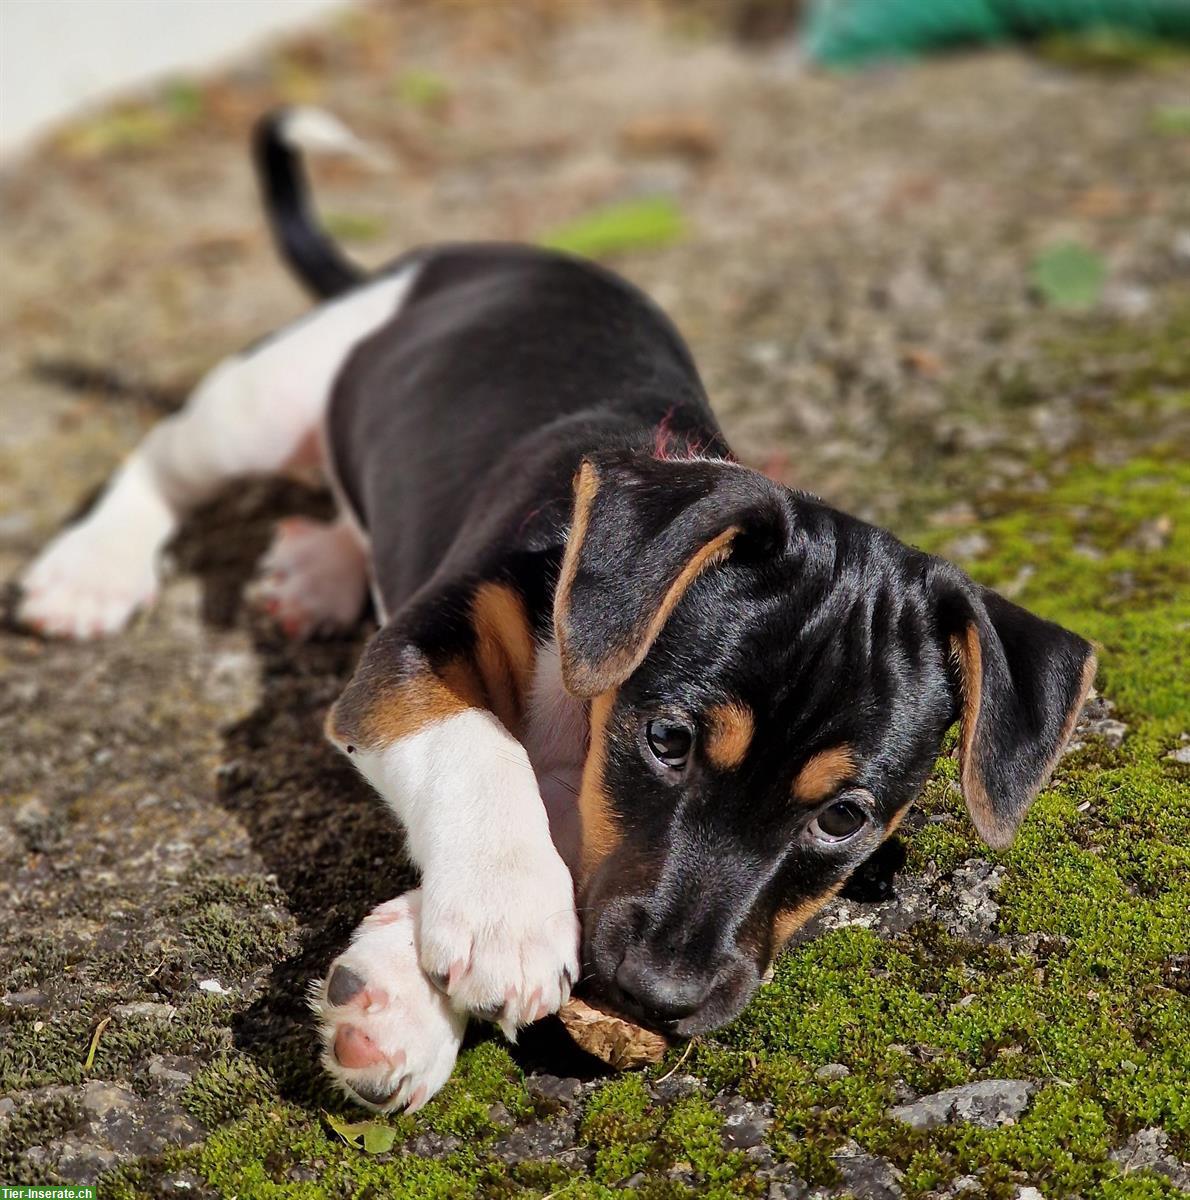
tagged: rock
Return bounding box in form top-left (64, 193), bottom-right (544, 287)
top-left (487, 1102), bottom-right (514, 1129)
top-left (491, 1114), bottom-right (580, 1163)
top-left (2, 990), bottom-right (50, 1008)
top-left (720, 1096), bottom-right (774, 1150)
top-left (407, 1130), bottom-right (463, 1158)
top-left (14, 795), bottom-right (51, 833)
top-left (815, 1063), bottom-right (851, 1081)
top-left (1109, 1127), bottom-right (1190, 1188)
top-left (113, 1000), bottom-right (178, 1021)
top-left (79, 1080), bottom-right (203, 1156)
top-left (146, 1054), bottom-right (200, 1096)
top-left (1066, 695), bottom-right (1128, 751)
top-left (28, 1136), bottom-right (119, 1184)
top-left (1165, 745), bottom-right (1190, 765)
top-left (1126, 514), bottom-right (1172, 552)
top-left (82, 1082), bottom-right (140, 1121)
top-left (888, 1080), bottom-right (1036, 1130)
top-left (1101, 284), bottom-right (1153, 320)
top-left (947, 859), bottom-right (1006, 937)
top-left (650, 1072), bottom-right (703, 1103)
top-left (1015, 1188), bottom-right (1044, 1200)
top-left (834, 1142), bottom-right (904, 1200)
top-left (527, 1073), bottom-right (582, 1111)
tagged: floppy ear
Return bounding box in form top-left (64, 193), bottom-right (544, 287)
top-left (936, 578), bottom-right (1097, 848)
top-left (554, 452), bottom-right (787, 697)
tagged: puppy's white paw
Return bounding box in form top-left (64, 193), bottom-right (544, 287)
top-left (19, 519), bottom-right (161, 640)
top-left (314, 891), bottom-right (466, 1112)
top-left (18, 457), bottom-right (174, 641)
top-left (419, 847), bottom-right (579, 1039)
top-left (248, 517), bottom-right (367, 640)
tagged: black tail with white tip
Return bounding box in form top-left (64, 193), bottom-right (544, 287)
top-left (253, 107), bottom-right (381, 300)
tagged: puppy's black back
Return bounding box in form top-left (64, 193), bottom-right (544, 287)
top-left (328, 245), bottom-right (725, 613)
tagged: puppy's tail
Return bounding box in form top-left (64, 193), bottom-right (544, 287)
top-left (252, 107), bottom-right (385, 300)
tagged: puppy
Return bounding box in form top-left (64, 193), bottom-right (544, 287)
top-left (17, 109), bottom-right (1096, 1112)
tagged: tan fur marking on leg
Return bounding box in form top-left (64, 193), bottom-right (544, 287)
top-left (471, 582), bottom-right (536, 735)
top-left (326, 658), bottom-right (485, 750)
top-left (705, 702), bottom-right (755, 770)
top-left (578, 690), bottom-right (621, 882)
top-left (792, 745), bottom-right (855, 804)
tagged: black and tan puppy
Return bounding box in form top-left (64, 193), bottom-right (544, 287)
top-left (17, 109), bottom-right (1096, 1111)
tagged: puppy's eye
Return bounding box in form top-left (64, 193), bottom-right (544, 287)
top-left (809, 798), bottom-right (868, 843)
top-left (645, 718), bottom-right (693, 769)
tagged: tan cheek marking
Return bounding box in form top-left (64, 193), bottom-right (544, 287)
top-left (770, 882), bottom-right (845, 954)
top-left (883, 801), bottom-right (913, 839)
top-left (472, 581), bottom-right (536, 735)
top-left (792, 745), bottom-right (856, 804)
top-left (325, 656), bottom-right (484, 750)
top-left (578, 690), bottom-right (622, 883)
top-left (705, 702), bottom-right (755, 770)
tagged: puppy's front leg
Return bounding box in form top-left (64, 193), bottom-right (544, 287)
top-left (326, 597), bottom-right (579, 1038)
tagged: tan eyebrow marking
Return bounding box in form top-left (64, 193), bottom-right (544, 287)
top-left (792, 745), bottom-right (855, 804)
top-left (705, 702), bottom-right (754, 770)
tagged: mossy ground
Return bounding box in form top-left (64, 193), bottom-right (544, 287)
top-left (2, 6), bottom-right (1188, 1197)
top-left (83, 301), bottom-right (1187, 1200)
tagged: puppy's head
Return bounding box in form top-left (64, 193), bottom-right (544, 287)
top-left (555, 451), bottom-right (1095, 1036)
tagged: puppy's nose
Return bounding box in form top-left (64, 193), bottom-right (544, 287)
top-left (614, 946), bottom-right (714, 1021)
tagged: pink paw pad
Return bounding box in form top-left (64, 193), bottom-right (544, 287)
top-left (333, 1025), bottom-right (397, 1070)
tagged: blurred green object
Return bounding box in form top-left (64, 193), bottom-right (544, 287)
top-left (1031, 241), bottom-right (1107, 311)
top-left (803, 0), bottom-right (1190, 67)
top-left (540, 197), bottom-right (686, 258)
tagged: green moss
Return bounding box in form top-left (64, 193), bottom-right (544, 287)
top-left (182, 1054), bottom-right (280, 1127)
top-left (47, 282), bottom-right (1190, 1199)
top-left (418, 1038), bottom-right (533, 1139)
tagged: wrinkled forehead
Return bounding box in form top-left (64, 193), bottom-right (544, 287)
top-left (626, 538), bottom-right (945, 741)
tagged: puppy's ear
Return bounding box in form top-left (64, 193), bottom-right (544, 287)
top-left (555, 452), bottom-right (786, 697)
top-left (934, 575), bottom-right (1096, 848)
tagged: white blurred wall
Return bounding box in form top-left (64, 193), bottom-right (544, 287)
top-left (0, 0), bottom-right (346, 157)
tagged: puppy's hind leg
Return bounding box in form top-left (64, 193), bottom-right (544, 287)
top-left (247, 514), bottom-right (369, 639)
top-left (18, 355), bottom-right (307, 640)
top-left (18, 268), bottom-right (417, 640)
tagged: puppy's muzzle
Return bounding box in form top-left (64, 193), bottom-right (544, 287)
top-left (583, 896), bottom-right (759, 1036)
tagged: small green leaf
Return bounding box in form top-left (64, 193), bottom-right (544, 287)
top-left (324, 1111), bottom-right (363, 1148)
top-left (323, 212), bottom-right (386, 242)
top-left (162, 79), bottom-right (204, 121)
top-left (362, 1124), bottom-right (397, 1154)
top-left (540, 197), bottom-right (685, 259)
top-left (324, 1111), bottom-right (397, 1154)
top-left (394, 68), bottom-right (450, 110)
top-left (1031, 242), bottom-right (1106, 312)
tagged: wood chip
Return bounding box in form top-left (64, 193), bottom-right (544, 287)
top-left (558, 997), bottom-right (669, 1069)
top-left (620, 114), bottom-right (718, 162)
